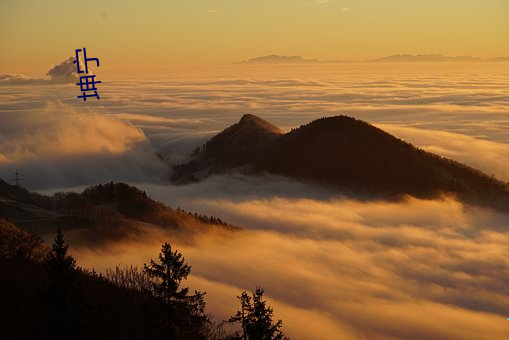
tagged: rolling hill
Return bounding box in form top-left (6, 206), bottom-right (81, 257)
top-left (173, 114), bottom-right (509, 210)
top-left (0, 180), bottom-right (234, 238)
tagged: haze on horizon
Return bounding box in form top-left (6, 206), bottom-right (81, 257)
top-left (1, 0), bottom-right (508, 75)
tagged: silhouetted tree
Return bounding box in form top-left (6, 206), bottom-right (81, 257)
top-left (45, 228), bottom-right (76, 273)
top-left (229, 288), bottom-right (287, 340)
top-left (39, 228), bottom-right (85, 339)
top-left (1, 224), bottom-right (217, 339)
top-left (144, 242), bottom-right (208, 339)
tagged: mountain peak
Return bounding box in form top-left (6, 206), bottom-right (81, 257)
top-left (172, 114), bottom-right (509, 211)
top-left (239, 113), bottom-right (261, 123)
top-left (201, 114), bottom-right (282, 166)
top-left (171, 115), bottom-right (283, 177)
top-left (237, 114), bottom-right (283, 134)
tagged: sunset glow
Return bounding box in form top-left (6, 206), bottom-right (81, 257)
top-left (1, 1), bottom-right (509, 339)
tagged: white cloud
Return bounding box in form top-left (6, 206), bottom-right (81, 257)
top-left (3, 59), bottom-right (507, 339)
top-left (0, 73), bottom-right (42, 83)
top-left (1, 63), bottom-right (508, 191)
top-left (47, 56), bottom-right (87, 82)
top-left (0, 101), bottom-right (169, 188)
top-left (1, 56), bottom-right (87, 83)
top-left (0, 101), bottom-right (145, 162)
top-left (69, 180), bottom-right (509, 340)
top-left (377, 124), bottom-right (509, 181)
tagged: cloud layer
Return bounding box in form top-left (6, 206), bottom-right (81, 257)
top-left (69, 176), bottom-right (509, 340)
top-left (46, 56), bottom-right (84, 82)
top-left (3, 62), bottom-right (509, 339)
top-left (378, 124), bottom-right (509, 181)
top-left (0, 101), bottom-right (168, 188)
top-left (2, 63), bottom-right (509, 188)
top-left (1, 56), bottom-right (87, 84)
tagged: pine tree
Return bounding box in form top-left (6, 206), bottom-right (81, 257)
top-left (144, 242), bottom-right (207, 339)
top-left (229, 288), bottom-right (288, 340)
top-left (40, 228), bottom-right (84, 340)
top-left (230, 291), bottom-right (251, 340)
top-left (45, 228), bottom-right (76, 275)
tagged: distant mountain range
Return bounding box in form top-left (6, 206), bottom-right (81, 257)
top-left (238, 54), bottom-right (509, 64)
top-left (173, 114), bottom-right (509, 210)
top-left (371, 54), bottom-right (482, 62)
top-left (239, 55), bottom-right (320, 64)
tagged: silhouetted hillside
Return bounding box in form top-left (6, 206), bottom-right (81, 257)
top-left (172, 114), bottom-right (282, 181)
top-left (203, 114), bottom-right (282, 166)
top-left (0, 222), bottom-right (211, 339)
top-left (174, 115), bottom-right (509, 209)
top-left (0, 220), bottom-right (285, 340)
top-left (0, 181), bottom-right (235, 237)
top-left (0, 179), bottom-right (56, 210)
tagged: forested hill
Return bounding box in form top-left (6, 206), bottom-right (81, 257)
top-left (173, 114), bottom-right (509, 210)
top-left (0, 180), bottom-right (234, 236)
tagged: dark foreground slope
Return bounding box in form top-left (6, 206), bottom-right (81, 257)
top-left (0, 220), bottom-right (209, 340)
top-left (174, 114), bottom-right (509, 209)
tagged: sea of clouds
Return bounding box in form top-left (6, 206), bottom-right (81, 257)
top-left (72, 176), bottom-right (509, 339)
top-left (2, 61), bottom-right (509, 339)
top-left (2, 62), bottom-right (509, 187)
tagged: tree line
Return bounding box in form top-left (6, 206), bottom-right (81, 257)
top-left (0, 223), bottom-right (288, 340)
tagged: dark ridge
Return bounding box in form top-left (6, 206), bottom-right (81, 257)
top-left (171, 114), bottom-right (282, 181)
top-left (0, 180), bottom-right (235, 236)
top-left (256, 116), bottom-right (508, 202)
top-left (0, 179), bottom-right (55, 210)
top-left (203, 113), bottom-right (282, 166)
top-left (0, 220), bottom-right (209, 339)
top-left (173, 114), bottom-right (509, 210)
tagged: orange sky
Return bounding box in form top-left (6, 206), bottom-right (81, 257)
top-left (1, 0), bottom-right (508, 75)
